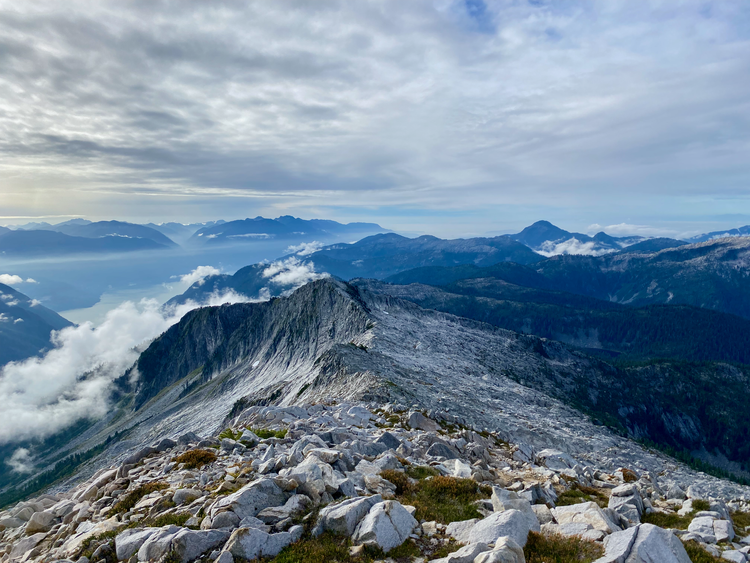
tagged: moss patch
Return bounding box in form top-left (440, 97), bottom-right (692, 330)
top-left (524, 531), bottom-right (604, 563)
top-left (732, 510), bottom-right (750, 536)
top-left (556, 484), bottom-right (609, 509)
top-left (641, 511), bottom-right (694, 530)
top-left (250, 427), bottom-right (288, 440)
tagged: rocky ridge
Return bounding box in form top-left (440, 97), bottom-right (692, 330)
top-left (1, 405), bottom-right (749, 563)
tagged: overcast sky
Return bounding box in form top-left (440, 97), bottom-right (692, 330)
top-left (1, 0), bottom-right (749, 237)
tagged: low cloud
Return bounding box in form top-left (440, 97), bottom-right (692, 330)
top-left (180, 265), bottom-right (222, 287)
top-left (0, 274), bottom-right (27, 286)
top-left (537, 238), bottom-right (615, 258)
top-left (262, 257), bottom-right (329, 288)
top-left (0, 313), bottom-right (8, 323)
top-left (0, 288), bottom-right (252, 446)
top-left (7, 448), bottom-right (34, 474)
top-left (284, 241), bottom-right (324, 256)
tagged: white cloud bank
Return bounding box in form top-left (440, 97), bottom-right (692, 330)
top-left (180, 265), bottom-right (221, 287)
top-left (0, 274), bottom-right (37, 286)
top-left (0, 278), bottom-right (252, 449)
top-left (536, 238), bottom-right (616, 258)
top-left (262, 257), bottom-right (329, 288)
top-left (284, 241), bottom-right (325, 256)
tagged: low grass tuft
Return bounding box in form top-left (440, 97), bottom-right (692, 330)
top-left (268, 532), bottom-right (372, 563)
top-left (430, 540), bottom-right (463, 559)
top-left (382, 472), bottom-right (489, 524)
top-left (111, 482), bottom-right (169, 514)
top-left (641, 510), bottom-right (693, 530)
top-left (524, 531), bottom-right (604, 563)
top-left (218, 428), bottom-right (243, 441)
top-left (250, 427), bottom-right (288, 440)
top-left (622, 468), bottom-right (638, 483)
top-left (683, 540), bottom-right (723, 563)
top-left (79, 530), bottom-right (118, 559)
top-left (405, 464), bottom-right (440, 480)
top-left (143, 512), bottom-right (193, 528)
top-left (691, 499), bottom-right (711, 512)
top-left (732, 510), bottom-right (750, 536)
top-left (173, 449), bottom-right (217, 469)
top-left (556, 483), bottom-right (609, 509)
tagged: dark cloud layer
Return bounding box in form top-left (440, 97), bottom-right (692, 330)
top-left (1, 1), bottom-right (749, 235)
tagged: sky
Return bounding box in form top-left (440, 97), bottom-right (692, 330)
top-left (1, 1), bottom-right (750, 238)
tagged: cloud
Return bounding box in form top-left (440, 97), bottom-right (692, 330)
top-left (0, 2), bottom-right (749, 232)
top-left (0, 289), bottom-right (253, 445)
top-left (180, 265), bottom-right (221, 287)
top-left (0, 274), bottom-right (24, 285)
top-left (0, 314), bottom-right (8, 323)
top-left (262, 257), bottom-right (329, 288)
top-left (13, 318), bottom-right (24, 324)
top-left (7, 448), bottom-right (34, 474)
top-left (536, 238), bottom-right (615, 258)
top-left (284, 241), bottom-right (325, 256)
top-left (29, 299), bottom-right (42, 307)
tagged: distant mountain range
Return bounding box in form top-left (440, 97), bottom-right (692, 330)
top-left (687, 225), bottom-right (750, 243)
top-left (0, 283), bottom-right (72, 365)
top-left (189, 216), bottom-right (387, 244)
top-left (0, 229), bottom-right (170, 256)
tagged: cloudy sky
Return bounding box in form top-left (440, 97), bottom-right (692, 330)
top-left (1, 0), bottom-right (749, 237)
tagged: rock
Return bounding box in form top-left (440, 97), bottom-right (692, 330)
top-left (491, 496), bottom-right (540, 533)
top-left (667, 485), bottom-right (686, 500)
top-left (210, 511), bottom-right (241, 530)
top-left (314, 495), bottom-right (384, 537)
top-left (688, 515), bottom-right (717, 542)
top-left (426, 442), bottom-right (459, 460)
top-left (240, 430), bottom-right (260, 446)
top-left (170, 529), bottom-right (232, 563)
top-left (257, 494), bottom-right (312, 524)
top-left (284, 454), bottom-right (337, 501)
top-left (720, 552), bottom-right (747, 563)
top-left (215, 550), bottom-right (234, 563)
top-left (178, 431), bottom-right (202, 445)
top-left (408, 412), bottom-right (439, 432)
top-left (429, 541), bottom-right (489, 563)
top-left (454, 509), bottom-right (531, 548)
top-left (0, 517), bottom-right (25, 529)
top-left (536, 449), bottom-right (576, 471)
top-left (594, 524), bottom-right (691, 563)
top-left (512, 442), bottom-right (534, 464)
top-left (154, 438), bottom-right (177, 452)
top-left (473, 536), bottom-right (526, 563)
top-left (173, 488), bottom-right (203, 505)
top-left (532, 504), bottom-right (554, 525)
top-left (443, 459), bottom-right (473, 479)
top-left (608, 484), bottom-right (644, 524)
top-left (137, 525), bottom-right (184, 561)
top-left (376, 432), bottom-right (401, 450)
top-left (352, 500), bottom-right (418, 552)
top-left (210, 478), bottom-right (286, 520)
top-left (224, 526), bottom-right (298, 559)
top-left (10, 533), bottom-right (47, 560)
top-left (552, 502), bottom-right (621, 534)
top-left (714, 519), bottom-right (735, 543)
top-left (115, 528), bottom-right (160, 560)
top-left (25, 510), bottom-right (56, 534)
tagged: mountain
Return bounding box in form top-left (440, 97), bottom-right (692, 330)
top-left (356, 278), bottom-right (750, 365)
top-left (72, 280), bottom-right (750, 480)
top-left (688, 224), bottom-right (750, 243)
top-left (0, 225), bottom-right (9, 235)
top-left (0, 283), bottom-right (72, 365)
top-left (0, 230), bottom-right (170, 256)
top-left (535, 237), bottom-right (750, 319)
top-left (189, 216), bottom-right (387, 244)
top-left (617, 237), bottom-right (688, 253)
top-left (144, 220), bottom-right (226, 245)
top-left (49, 220), bottom-right (177, 247)
top-left (508, 220), bottom-right (643, 256)
top-left (167, 233), bottom-right (543, 305)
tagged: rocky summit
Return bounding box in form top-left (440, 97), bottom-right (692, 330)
top-left (2, 279), bottom-right (750, 563)
top-left (1, 404), bottom-right (749, 563)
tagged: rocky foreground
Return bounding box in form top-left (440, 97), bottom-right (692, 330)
top-left (2, 403), bottom-right (749, 563)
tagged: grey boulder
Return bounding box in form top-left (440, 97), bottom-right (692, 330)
top-left (594, 524), bottom-right (691, 563)
top-left (352, 500), bottom-right (418, 553)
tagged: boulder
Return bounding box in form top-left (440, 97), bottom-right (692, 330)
top-left (25, 510), bottom-right (56, 534)
top-left (688, 515), bottom-right (717, 542)
top-left (209, 511), bottom-right (241, 530)
top-left (428, 541), bottom-right (489, 563)
top-left (224, 525), bottom-right (304, 560)
top-left (314, 495), bottom-right (384, 537)
top-left (491, 496), bottom-right (540, 533)
top-left (408, 412), bottom-right (439, 432)
top-left (115, 528), bottom-right (160, 560)
top-left (257, 494), bottom-right (312, 524)
top-left (452, 509), bottom-right (530, 548)
top-left (714, 519), bottom-right (735, 543)
top-left (376, 432), bottom-right (401, 450)
top-left (536, 449), bottom-right (576, 471)
top-left (720, 551), bottom-right (747, 563)
top-left (594, 524), bottom-right (691, 563)
top-left (552, 502), bottom-right (621, 534)
top-left (173, 488), bottom-right (203, 505)
top-left (210, 478), bottom-right (286, 520)
top-left (170, 529), bottom-right (232, 563)
top-left (352, 500), bottom-right (418, 553)
top-left (137, 525), bottom-right (183, 561)
top-left (426, 442), bottom-right (459, 460)
top-left (608, 484), bottom-right (643, 524)
top-left (532, 504), bottom-right (554, 525)
top-left (473, 536), bottom-right (526, 563)
top-left (283, 454), bottom-right (337, 501)
top-left (666, 485), bottom-right (686, 500)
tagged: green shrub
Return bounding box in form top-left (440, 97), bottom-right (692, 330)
top-left (430, 540), bottom-right (463, 559)
top-left (622, 468), bottom-right (638, 483)
top-left (144, 512), bottom-right (193, 528)
top-left (641, 511), bottom-right (693, 530)
top-left (111, 482), bottom-right (169, 514)
top-left (218, 428), bottom-right (243, 441)
top-left (732, 510), bottom-right (750, 535)
top-left (683, 540), bottom-right (723, 563)
top-left (405, 464), bottom-right (440, 480)
top-left (384, 474), bottom-right (488, 524)
top-left (79, 530), bottom-right (119, 559)
top-left (269, 532), bottom-right (371, 563)
top-left (173, 449), bottom-right (217, 469)
top-left (524, 531), bottom-right (604, 563)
